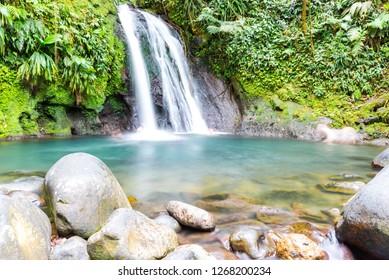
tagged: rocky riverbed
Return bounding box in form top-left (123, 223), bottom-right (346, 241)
top-left (1, 150), bottom-right (389, 260)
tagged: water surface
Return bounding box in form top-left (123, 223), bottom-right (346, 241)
top-left (0, 134), bottom-right (384, 225)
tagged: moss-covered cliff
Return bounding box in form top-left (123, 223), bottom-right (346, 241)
top-left (0, 0), bottom-right (128, 139)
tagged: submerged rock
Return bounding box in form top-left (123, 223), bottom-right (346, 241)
top-left (44, 152), bottom-right (131, 238)
top-left (195, 193), bottom-right (263, 215)
top-left (371, 148), bottom-right (389, 169)
top-left (276, 233), bottom-right (326, 260)
top-left (166, 200), bottom-right (216, 231)
top-left (317, 181), bottom-right (365, 195)
top-left (50, 236), bottom-right (90, 260)
top-left (335, 165), bottom-right (389, 259)
top-left (163, 244), bottom-right (216, 260)
top-left (256, 206), bottom-right (296, 224)
top-left (0, 195), bottom-right (51, 260)
top-left (229, 228), bottom-right (276, 259)
top-left (87, 208), bottom-right (178, 260)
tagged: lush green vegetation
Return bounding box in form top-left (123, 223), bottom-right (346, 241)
top-left (141, 0), bottom-right (389, 138)
top-left (0, 0), bottom-right (125, 138)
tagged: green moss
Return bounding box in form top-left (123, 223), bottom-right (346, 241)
top-left (38, 105), bottom-right (71, 135)
top-left (37, 84), bottom-right (75, 106)
top-left (0, 65), bottom-right (39, 138)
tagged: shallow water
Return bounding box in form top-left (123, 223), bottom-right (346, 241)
top-left (0, 134), bottom-right (384, 227)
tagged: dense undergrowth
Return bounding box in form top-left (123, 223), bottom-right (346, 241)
top-left (0, 0), bottom-right (125, 138)
top-left (139, 0), bottom-right (389, 138)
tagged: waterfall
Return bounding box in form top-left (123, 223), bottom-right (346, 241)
top-left (118, 5), bottom-right (157, 131)
top-left (118, 5), bottom-right (208, 134)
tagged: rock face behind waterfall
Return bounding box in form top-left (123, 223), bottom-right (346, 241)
top-left (44, 152), bottom-right (131, 239)
top-left (192, 59), bottom-right (242, 133)
top-left (335, 165), bottom-right (389, 259)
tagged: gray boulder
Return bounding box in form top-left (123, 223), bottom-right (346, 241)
top-left (163, 244), bottom-right (216, 260)
top-left (0, 195), bottom-right (51, 259)
top-left (50, 236), bottom-right (90, 260)
top-left (87, 208), bottom-right (178, 260)
top-left (44, 152), bottom-right (131, 238)
top-left (371, 148), bottom-right (389, 169)
top-left (166, 200), bottom-right (216, 231)
top-left (335, 165), bottom-right (389, 259)
top-left (316, 124), bottom-right (361, 144)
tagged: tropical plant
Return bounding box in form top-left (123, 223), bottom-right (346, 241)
top-left (62, 55), bottom-right (96, 105)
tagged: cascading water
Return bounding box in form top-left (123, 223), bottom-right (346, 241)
top-left (118, 5), bottom-right (208, 134)
top-left (118, 5), bottom-right (157, 132)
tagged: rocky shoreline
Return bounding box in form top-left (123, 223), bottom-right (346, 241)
top-left (1, 148), bottom-right (389, 260)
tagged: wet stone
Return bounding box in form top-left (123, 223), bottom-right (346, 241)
top-left (276, 233), bottom-right (327, 260)
top-left (229, 228), bottom-right (276, 259)
top-left (166, 200), bottom-right (216, 231)
top-left (371, 148), bottom-right (389, 169)
top-left (317, 181), bottom-right (365, 195)
top-left (328, 173), bottom-right (364, 182)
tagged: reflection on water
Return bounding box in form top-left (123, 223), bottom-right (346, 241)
top-left (0, 134), bottom-right (384, 229)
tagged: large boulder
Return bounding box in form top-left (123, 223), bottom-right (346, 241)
top-left (44, 152), bottom-right (131, 238)
top-left (371, 148), bottom-right (389, 169)
top-left (316, 124), bottom-right (361, 144)
top-left (0, 195), bottom-right (51, 260)
top-left (166, 200), bottom-right (216, 231)
top-left (335, 165), bottom-right (389, 259)
top-left (87, 208), bottom-right (178, 260)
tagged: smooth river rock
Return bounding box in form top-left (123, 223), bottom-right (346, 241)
top-left (166, 200), bottom-right (216, 231)
top-left (335, 165), bottom-right (389, 259)
top-left (163, 244), bottom-right (216, 260)
top-left (371, 148), bottom-right (389, 169)
top-left (87, 208), bottom-right (178, 260)
top-left (50, 236), bottom-right (90, 260)
top-left (276, 233), bottom-right (326, 260)
top-left (0, 195), bottom-right (51, 260)
top-left (229, 228), bottom-right (276, 259)
top-left (44, 153), bottom-right (131, 238)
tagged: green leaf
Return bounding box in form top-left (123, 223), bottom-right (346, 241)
top-left (42, 34), bottom-right (62, 45)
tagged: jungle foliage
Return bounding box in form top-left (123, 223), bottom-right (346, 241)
top-left (0, 0), bottom-right (125, 138)
top-left (141, 0), bottom-right (389, 136)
